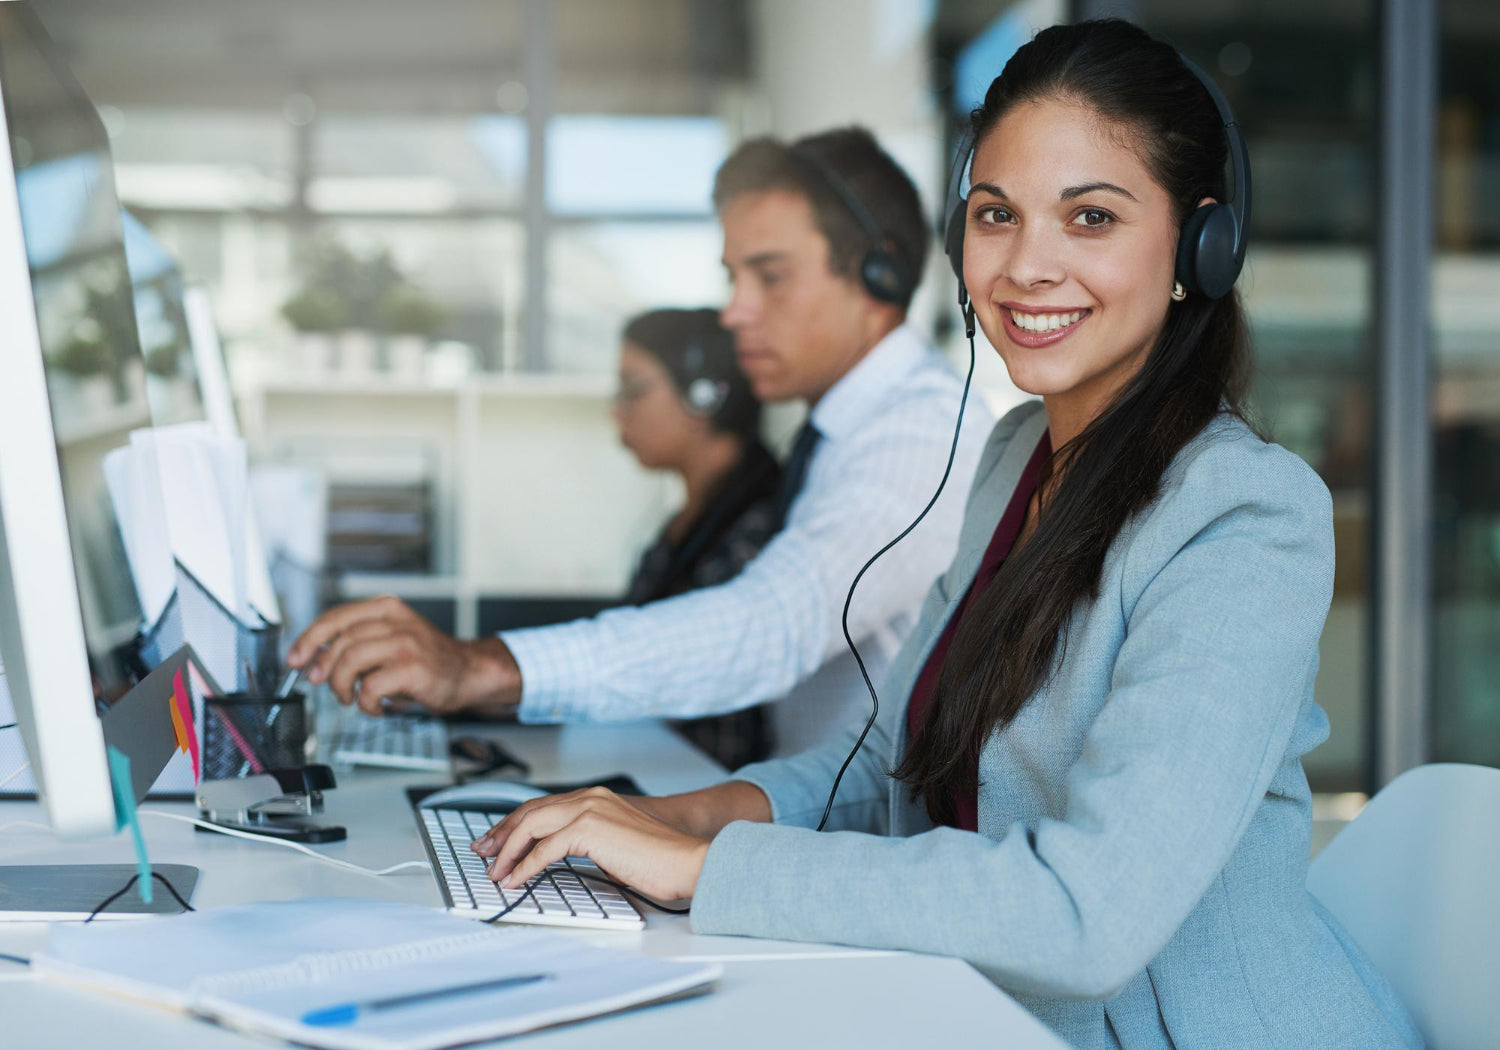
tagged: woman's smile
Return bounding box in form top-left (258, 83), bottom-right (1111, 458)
top-left (999, 303), bottom-right (1093, 348)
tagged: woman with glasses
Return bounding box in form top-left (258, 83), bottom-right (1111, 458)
top-left (613, 308), bottom-right (782, 768)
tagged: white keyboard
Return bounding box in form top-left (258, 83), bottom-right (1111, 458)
top-left (329, 714), bottom-right (451, 772)
top-left (417, 805), bottom-right (644, 931)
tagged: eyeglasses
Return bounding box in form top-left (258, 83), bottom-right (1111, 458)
top-left (613, 376), bottom-right (663, 406)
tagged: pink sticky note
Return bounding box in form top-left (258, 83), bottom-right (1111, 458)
top-left (171, 667), bottom-right (200, 782)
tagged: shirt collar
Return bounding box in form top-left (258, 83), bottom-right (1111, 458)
top-left (807, 323), bottom-right (929, 442)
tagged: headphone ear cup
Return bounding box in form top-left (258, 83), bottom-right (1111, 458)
top-left (944, 200), bottom-right (966, 283)
top-left (685, 377), bottom-right (728, 418)
top-left (1175, 203), bottom-right (1241, 300)
top-left (860, 250), bottom-right (912, 305)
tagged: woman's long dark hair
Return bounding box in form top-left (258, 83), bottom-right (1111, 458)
top-left (894, 20), bottom-right (1257, 824)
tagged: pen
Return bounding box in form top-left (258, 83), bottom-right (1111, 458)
top-left (276, 667), bottom-right (304, 700)
top-left (300, 972), bottom-right (551, 1027)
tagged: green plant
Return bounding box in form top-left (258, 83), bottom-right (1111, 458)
top-left (378, 284), bottom-right (445, 337)
top-left (144, 342), bottom-right (182, 378)
top-left (54, 326), bottom-right (113, 376)
top-left (282, 238), bottom-right (440, 333)
top-left (280, 287), bottom-right (350, 332)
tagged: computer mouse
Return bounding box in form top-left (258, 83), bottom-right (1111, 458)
top-left (418, 780), bottom-right (547, 811)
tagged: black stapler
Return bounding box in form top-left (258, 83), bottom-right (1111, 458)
top-left (195, 764), bottom-right (346, 843)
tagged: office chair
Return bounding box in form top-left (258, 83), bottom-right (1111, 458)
top-left (1306, 762), bottom-right (1500, 1048)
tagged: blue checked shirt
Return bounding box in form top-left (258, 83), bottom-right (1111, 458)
top-left (504, 324), bottom-right (994, 756)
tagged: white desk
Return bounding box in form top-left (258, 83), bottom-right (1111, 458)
top-left (0, 722), bottom-right (1066, 1049)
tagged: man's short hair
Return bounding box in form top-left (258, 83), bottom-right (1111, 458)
top-left (712, 126), bottom-right (928, 309)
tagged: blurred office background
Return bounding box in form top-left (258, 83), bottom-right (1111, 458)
top-left (25, 0), bottom-right (1497, 794)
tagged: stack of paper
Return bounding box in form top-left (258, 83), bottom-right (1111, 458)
top-left (105, 421), bottom-right (280, 632)
top-left (35, 897), bottom-right (719, 1050)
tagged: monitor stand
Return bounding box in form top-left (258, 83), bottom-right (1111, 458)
top-left (0, 863), bottom-right (198, 921)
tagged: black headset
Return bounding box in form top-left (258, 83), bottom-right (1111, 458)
top-left (941, 53), bottom-right (1251, 334)
top-left (791, 145), bottom-right (915, 306)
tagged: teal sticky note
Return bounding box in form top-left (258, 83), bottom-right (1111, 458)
top-left (106, 745), bottom-right (153, 905)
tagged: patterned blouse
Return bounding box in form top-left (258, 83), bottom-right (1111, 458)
top-left (622, 441), bottom-right (782, 768)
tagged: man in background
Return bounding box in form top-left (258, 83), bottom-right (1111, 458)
top-left (289, 126), bottom-right (992, 760)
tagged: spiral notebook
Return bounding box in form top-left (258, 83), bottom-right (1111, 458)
top-left (33, 897), bottom-right (720, 1050)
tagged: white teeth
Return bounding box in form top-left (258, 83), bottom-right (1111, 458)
top-left (1008, 309), bottom-right (1086, 333)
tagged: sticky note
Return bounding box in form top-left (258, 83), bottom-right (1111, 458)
top-left (171, 667), bottom-right (200, 782)
top-left (106, 745), bottom-right (153, 905)
top-left (168, 692), bottom-right (190, 754)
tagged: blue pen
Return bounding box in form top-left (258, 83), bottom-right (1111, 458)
top-left (301, 972), bottom-right (550, 1027)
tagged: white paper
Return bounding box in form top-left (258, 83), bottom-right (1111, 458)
top-left (103, 444), bottom-right (174, 628)
top-left (38, 898), bottom-right (719, 1050)
top-left (144, 423), bottom-right (243, 619)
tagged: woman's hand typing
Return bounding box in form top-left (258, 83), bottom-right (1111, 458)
top-left (469, 781), bottom-right (772, 902)
top-left (470, 787), bottom-right (710, 902)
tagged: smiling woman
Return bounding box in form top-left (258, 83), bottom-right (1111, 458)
top-left (471, 20), bottom-right (1422, 1049)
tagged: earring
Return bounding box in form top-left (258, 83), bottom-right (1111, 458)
top-left (1171, 281), bottom-right (1187, 302)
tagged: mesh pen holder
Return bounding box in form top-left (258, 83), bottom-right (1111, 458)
top-left (203, 692), bottom-right (310, 781)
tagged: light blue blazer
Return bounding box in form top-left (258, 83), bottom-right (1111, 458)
top-left (690, 402), bottom-right (1422, 1049)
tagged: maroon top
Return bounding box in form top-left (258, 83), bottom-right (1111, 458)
top-left (905, 431), bottom-right (1052, 831)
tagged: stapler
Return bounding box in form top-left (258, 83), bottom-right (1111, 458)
top-left (196, 765), bottom-right (346, 843)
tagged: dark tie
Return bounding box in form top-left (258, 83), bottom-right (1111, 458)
top-left (775, 422), bottom-right (823, 525)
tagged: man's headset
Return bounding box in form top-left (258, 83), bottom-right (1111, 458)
top-left (812, 55), bottom-right (1252, 833)
top-left (941, 54), bottom-right (1252, 338)
top-left (791, 145), bottom-right (915, 306)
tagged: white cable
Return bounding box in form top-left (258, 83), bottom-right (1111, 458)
top-left (0, 820), bottom-right (50, 835)
top-left (138, 810), bottom-right (430, 879)
top-left (0, 761), bottom-right (29, 790)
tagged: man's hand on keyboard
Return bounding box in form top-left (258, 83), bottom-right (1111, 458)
top-left (470, 787), bottom-right (710, 903)
top-left (287, 595), bottom-right (521, 717)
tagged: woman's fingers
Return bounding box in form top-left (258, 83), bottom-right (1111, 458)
top-left (471, 797), bottom-right (546, 857)
top-left (485, 799), bottom-right (583, 883)
top-left (500, 827), bottom-right (582, 889)
top-left (472, 788), bottom-right (611, 857)
top-left (469, 788), bottom-right (710, 902)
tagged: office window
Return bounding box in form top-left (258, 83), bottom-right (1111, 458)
top-left (107, 107), bottom-right (296, 211)
top-left (313, 114), bottom-right (527, 213)
top-left (1432, 0), bottom-right (1500, 766)
top-left (548, 220), bottom-right (725, 374)
top-left (287, 218), bottom-right (526, 375)
top-left (542, 116), bottom-right (730, 373)
top-left (546, 116), bottom-right (727, 216)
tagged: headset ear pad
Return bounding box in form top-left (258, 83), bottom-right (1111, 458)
top-left (1175, 202), bottom-right (1241, 300)
top-left (685, 376), bottom-right (729, 418)
top-left (860, 249), bottom-right (913, 305)
top-left (944, 201), bottom-right (966, 285)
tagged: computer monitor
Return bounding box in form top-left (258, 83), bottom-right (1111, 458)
top-left (0, 1), bottom-right (186, 845)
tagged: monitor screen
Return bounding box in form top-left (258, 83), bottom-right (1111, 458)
top-left (0, 2), bottom-right (149, 707)
top-left (122, 209), bottom-right (207, 427)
